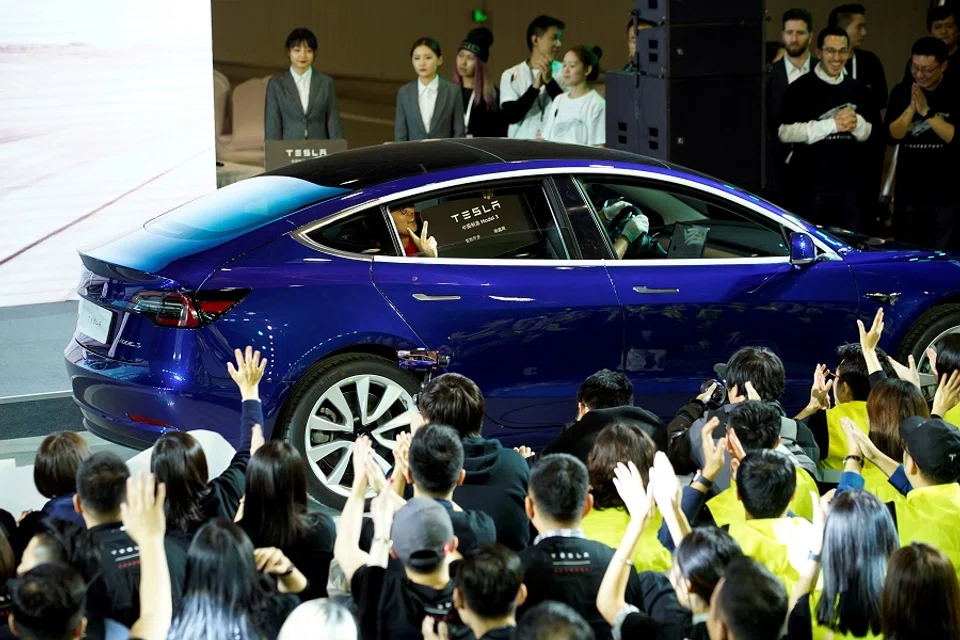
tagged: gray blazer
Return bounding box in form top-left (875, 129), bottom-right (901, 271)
top-left (265, 71), bottom-right (343, 140)
top-left (394, 78), bottom-right (465, 141)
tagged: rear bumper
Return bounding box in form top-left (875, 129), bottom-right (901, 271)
top-left (65, 339), bottom-right (242, 445)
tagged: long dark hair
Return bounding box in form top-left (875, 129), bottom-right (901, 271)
top-left (453, 56), bottom-right (498, 112)
top-left (169, 519), bottom-right (260, 640)
top-left (867, 379), bottom-right (929, 460)
top-left (816, 491), bottom-right (899, 636)
top-left (150, 432), bottom-right (209, 533)
top-left (238, 442), bottom-right (310, 550)
top-left (882, 543), bottom-right (960, 640)
top-left (587, 423), bottom-right (655, 510)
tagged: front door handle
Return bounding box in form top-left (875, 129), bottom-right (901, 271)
top-left (413, 293), bottom-right (461, 301)
top-left (633, 285), bottom-right (679, 294)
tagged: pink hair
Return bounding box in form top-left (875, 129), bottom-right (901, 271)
top-left (453, 57), bottom-right (498, 112)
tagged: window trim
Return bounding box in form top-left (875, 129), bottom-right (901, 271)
top-left (292, 166), bottom-right (840, 265)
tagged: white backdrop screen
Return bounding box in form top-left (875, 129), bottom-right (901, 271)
top-left (0, 0), bottom-right (216, 307)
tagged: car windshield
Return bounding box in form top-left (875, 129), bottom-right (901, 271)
top-left (145, 176), bottom-right (348, 241)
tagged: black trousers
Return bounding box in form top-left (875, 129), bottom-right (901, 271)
top-left (895, 202), bottom-right (960, 251)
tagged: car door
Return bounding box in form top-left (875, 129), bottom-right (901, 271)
top-left (571, 171), bottom-right (861, 417)
top-left (371, 175), bottom-right (623, 437)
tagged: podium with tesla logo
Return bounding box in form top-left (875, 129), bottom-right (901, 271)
top-left (264, 139), bottom-right (348, 170)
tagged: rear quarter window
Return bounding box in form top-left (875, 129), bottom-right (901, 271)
top-left (146, 176), bottom-right (348, 241)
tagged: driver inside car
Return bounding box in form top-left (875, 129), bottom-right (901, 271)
top-left (599, 199), bottom-right (667, 259)
top-left (389, 205), bottom-right (439, 257)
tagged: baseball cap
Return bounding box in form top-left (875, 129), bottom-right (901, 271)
top-left (713, 363), bottom-right (727, 379)
top-left (391, 498), bottom-right (455, 571)
top-left (899, 417), bottom-right (960, 482)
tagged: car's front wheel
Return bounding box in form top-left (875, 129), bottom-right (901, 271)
top-left (896, 304), bottom-right (960, 401)
top-left (281, 353), bottom-right (419, 509)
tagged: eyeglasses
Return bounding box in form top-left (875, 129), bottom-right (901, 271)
top-left (912, 63), bottom-right (942, 76)
top-left (393, 208), bottom-right (416, 219)
top-left (821, 47), bottom-right (850, 57)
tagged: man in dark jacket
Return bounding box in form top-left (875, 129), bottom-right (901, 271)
top-left (414, 373), bottom-right (531, 551)
top-left (668, 346), bottom-right (820, 484)
top-left (542, 369), bottom-right (667, 461)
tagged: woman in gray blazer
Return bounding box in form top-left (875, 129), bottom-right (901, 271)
top-left (395, 37), bottom-right (465, 141)
top-left (265, 28), bottom-right (343, 141)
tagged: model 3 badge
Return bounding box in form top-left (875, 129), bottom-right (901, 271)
top-left (118, 339), bottom-right (140, 348)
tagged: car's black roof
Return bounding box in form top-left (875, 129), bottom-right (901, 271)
top-left (266, 138), bottom-right (669, 190)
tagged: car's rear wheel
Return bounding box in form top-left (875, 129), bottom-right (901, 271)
top-left (896, 304), bottom-right (960, 401)
top-left (280, 353), bottom-right (419, 509)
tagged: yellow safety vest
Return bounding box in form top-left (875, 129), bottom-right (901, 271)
top-left (707, 466), bottom-right (820, 525)
top-left (897, 483), bottom-right (960, 578)
top-left (581, 505), bottom-right (673, 574)
top-left (861, 462), bottom-right (907, 508)
top-left (944, 404), bottom-right (960, 429)
top-left (820, 402), bottom-right (870, 480)
top-left (727, 517), bottom-right (810, 593)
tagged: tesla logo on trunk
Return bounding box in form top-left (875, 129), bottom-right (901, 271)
top-left (449, 200), bottom-right (501, 222)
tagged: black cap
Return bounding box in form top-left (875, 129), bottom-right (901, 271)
top-left (460, 27), bottom-right (494, 62)
top-left (900, 416), bottom-right (960, 482)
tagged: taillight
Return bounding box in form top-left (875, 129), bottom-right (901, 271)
top-left (130, 289), bottom-right (248, 328)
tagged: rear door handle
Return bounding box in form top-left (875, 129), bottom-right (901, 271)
top-left (633, 285), bottom-right (679, 294)
top-left (413, 293), bottom-right (461, 301)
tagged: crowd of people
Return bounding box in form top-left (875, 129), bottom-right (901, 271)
top-left (4, 309), bottom-right (960, 639)
top-left (767, 3), bottom-right (958, 249)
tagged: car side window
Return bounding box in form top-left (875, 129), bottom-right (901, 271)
top-left (393, 182), bottom-right (569, 260)
top-left (305, 208), bottom-right (398, 256)
top-left (578, 177), bottom-right (790, 260)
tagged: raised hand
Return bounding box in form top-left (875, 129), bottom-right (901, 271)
top-left (933, 369), bottom-right (960, 418)
top-left (726, 426), bottom-right (748, 463)
top-left (927, 347), bottom-right (940, 380)
top-left (514, 445), bottom-right (535, 459)
top-left (250, 424), bottom-right (265, 456)
top-left (744, 380), bottom-right (762, 402)
top-left (887, 354), bottom-right (921, 390)
top-left (422, 616), bottom-right (450, 640)
top-left (351, 436), bottom-right (372, 493)
top-left (649, 452), bottom-right (682, 515)
top-left (841, 417), bottom-right (864, 458)
top-left (700, 418), bottom-right (726, 481)
top-left (697, 382), bottom-right (719, 406)
top-left (227, 346), bottom-right (267, 401)
top-left (370, 490), bottom-right (399, 536)
top-left (809, 365), bottom-right (834, 411)
top-left (393, 431), bottom-right (412, 478)
top-left (366, 455), bottom-right (390, 494)
top-left (409, 220), bottom-right (438, 258)
top-left (612, 461), bottom-right (654, 523)
top-left (857, 308), bottom-right (884, 352)
top-left (121, 472), bottom-right (166, 546)
top-left (254, 547), bottom-right (295, 576)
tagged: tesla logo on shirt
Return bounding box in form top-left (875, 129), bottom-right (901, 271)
top-left (449, 200), bottom-right (502, 222)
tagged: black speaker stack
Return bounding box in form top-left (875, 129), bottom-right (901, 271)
top-left (606, 0), bottom-right (767, 193)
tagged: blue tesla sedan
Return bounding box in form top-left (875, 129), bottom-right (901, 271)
top-left (65, 139), bottom-right (960, 507)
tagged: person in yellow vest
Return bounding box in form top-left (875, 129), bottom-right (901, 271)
top-left (842, 416), bottom-right (960, 576)
top-left (788, 490), bottom-right (898, 640)
top-left (698, 401), bottom-right (819, 526)
top-left (582, 423), bottom-right (673, 573)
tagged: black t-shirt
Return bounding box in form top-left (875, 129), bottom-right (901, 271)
top-left (351, 564), bottom-right (471, 640)
top-left (85, 522), bottom-right (187, 640)
top-left (239, 512), bottom-right (337, 601)
top-left (518, 537), bottom-right (686, 640)
top-left (622, 612), bottom-right (707, 640)
top-left (480, 627), bottom-right (516, 640)
top-left (884, 79), bottom-right (958, 205)
top-left (780, 70), bottom-right (875, 194)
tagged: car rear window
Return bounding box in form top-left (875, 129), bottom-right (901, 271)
top-left (145, 176), bottom-right (348, 241)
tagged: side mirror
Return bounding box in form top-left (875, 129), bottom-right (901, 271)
top-left (790, 232), bottom-right (816, 266)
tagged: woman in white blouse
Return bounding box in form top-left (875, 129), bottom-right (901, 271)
top-left (395, 37), bottom-right (465, 141)
top-left (540, 45), bottom-right (606, 147)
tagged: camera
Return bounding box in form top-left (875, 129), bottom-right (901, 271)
top-left (700, 378), bottom-right (727, 409)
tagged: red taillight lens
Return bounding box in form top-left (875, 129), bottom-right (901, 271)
top-left (130, 289), bottom-right (248, 328)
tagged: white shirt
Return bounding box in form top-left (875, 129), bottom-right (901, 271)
top-left (784, 53), bottom-right (812, 85)
top-left (499, 59), bottom-right (566, 139)
top-left (777, 63), bottom-right (872, 145)
top-left (539, 90), bottom-right (606, 146)
top-left (290, 66), bottom-right (312, 113)
top-left (418, 75), bottom-right (440, 133)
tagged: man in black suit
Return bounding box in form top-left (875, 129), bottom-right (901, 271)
top-left (829, 4), bottom-right (887, 233)
top-left (765, 8), bottom-right (817, 209)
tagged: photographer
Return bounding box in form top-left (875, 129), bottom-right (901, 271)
top-left (667, 346), bottom-right (819, 489)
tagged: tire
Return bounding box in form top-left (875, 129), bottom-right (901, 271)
top-left (896, 304), bottom-right (960, 400)
top-left (279, 353), bottom-right (419, 510)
